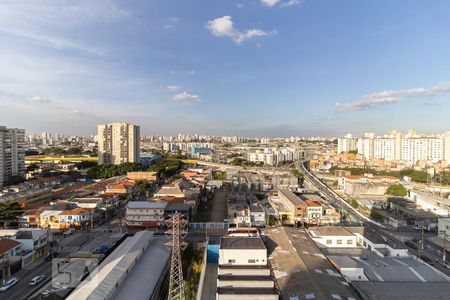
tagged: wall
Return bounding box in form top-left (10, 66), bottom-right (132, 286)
top-left (218, 249), bottom-right (267, 266)
top-left (311, 235), bottom-right (357, 248)
top-left (438, 218), bottom-right (450, 241)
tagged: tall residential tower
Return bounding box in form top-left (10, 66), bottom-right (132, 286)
top-left (0, 126), bottom-right (26, 186)
top-left (97, 122), bottom-right (140, 165)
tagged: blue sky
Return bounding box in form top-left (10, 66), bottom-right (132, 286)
top-left (0, 0), bottom-right (449, 137)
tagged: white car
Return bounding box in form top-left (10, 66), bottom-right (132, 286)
top-left (0, 277), bottom-right (18, 292)
top-left (29, 275), bottom-right (45, 285)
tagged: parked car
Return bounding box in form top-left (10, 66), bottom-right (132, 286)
top-left (29, 275), bottom-right (45, 285)
top-left (439, 261), bottom-right (450, 269)
top-left (0, 278), bottom-right (18, 292)
top-left (412, 224), bottom-right (421, 230)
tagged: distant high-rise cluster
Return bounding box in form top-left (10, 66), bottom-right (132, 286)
top-left (0, 126), bottom-right (25, 186)
top-left (338, 130), bottom-right (450, 164)
top-left (97, 122), bottom-right (140, 165)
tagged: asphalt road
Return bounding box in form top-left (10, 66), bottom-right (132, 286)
top-left (1, 260), bottom-right (52, 300)
top-left (297, 160), bottom-right (450, 277)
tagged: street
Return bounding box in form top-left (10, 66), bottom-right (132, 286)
top-left (1, 259), bottom-right (52, 300)
top-left (297, 160), bottom-right (450, 277)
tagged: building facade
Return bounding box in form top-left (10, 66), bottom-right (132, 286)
top-left (125, 201), bottom-right (167, 228)
top-left (338, 130), bottom-right (450, 165)
top-left (0, 126), bottom-right (25, 186)
top-left (97, 122), bottom-right (140, 165)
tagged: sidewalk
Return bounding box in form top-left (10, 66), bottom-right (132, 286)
top-left (200, 263), bottom-right (218, 300)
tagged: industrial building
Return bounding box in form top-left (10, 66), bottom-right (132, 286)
top-left (216, 236), bottom-right (278, 300)
top-left (67, 231), bottom-right (170, 300)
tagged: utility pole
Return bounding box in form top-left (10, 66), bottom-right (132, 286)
top-left (166, 213), bottom-right (188, 300)
top-left (439, 230), bottom-right (447, 262)
top-left (418, 220), bottom-right (425, 259)
top-left (1, 254), bottom-right (9, 285)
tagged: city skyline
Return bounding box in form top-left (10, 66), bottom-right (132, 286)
top-left (1, 1), bottom-right (450, 136)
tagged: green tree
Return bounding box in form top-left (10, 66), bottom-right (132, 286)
top-left (350, 199), bottom-right (359, 208)
top-left (26, 163), bottom-right (40, 172)
top-left (212, 171), bottom-right (226, 180)
top-left (386, 184), bottom-right (407, 197)
top-left (3, 175), bottom-right (25, 186)
top-left (134, 180), bottom-right (150, 194)
top-left (0, 201), bottom-right (22, 221)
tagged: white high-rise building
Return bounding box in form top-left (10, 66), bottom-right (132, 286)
top-left (337, 134), bottom-right (358, 153)
top-left (0, 126), bottom-right (26, 186)
top-left (97, 122), bottom-right (140, 165)
top-left (338, 130), bottom-right (450, 165)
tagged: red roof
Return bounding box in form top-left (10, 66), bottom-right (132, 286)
top-left (305, 200), bottom-right (321, 207)
top-left (0, 239), bottom-right (21, 253)
top-left (59, 208), bottom-right (90, 216)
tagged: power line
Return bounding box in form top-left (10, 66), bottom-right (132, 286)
top-left (165, 213), bottom-right (188, 300)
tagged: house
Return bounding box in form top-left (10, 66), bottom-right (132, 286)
top-left (58, 208), bottom-right (92, 230)
top-left (18, 212), bottom-right (41, 228)
top-left (154, 185), bottom-right (184, 199)
top-left (304, 200), bottom-right (323, 225)
top-left (126, 201), bottom-right (167, 228)
top-left (105, 182), bottom-right (134, 195)
top-left (249, 203), bottom-right (266, 227)
top-left (275, 189), bottom-right (307, 225)
top-left (0, 239), bottom-right (21, 256)
top-left (127, 171), bottom-right (157, 182)
top-left (39, 210), bottom-right (63, 230)
top-left (308, 226), bottom-right (358, 248)
top-left (70, 197), bottom-right (103, 209)
top-left (165, 203), bottom-right (190, 221)
top-left (13, 229), bottom-right (50, 265)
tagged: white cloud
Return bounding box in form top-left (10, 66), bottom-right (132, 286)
top-left (281, 0), bottom-right (302, 7)
top-left (169, 112), bottom-right (186, 118)
top-left (262, 0), bottom-right (302, 7)
top-left (336, 82), bottom-right (450, 112)
top-left (167, 85), bottom-right (181, 91)
top-left (0, 1), bottom-right (129, 56)
top-left (261, 0), bottom-right (280, 7)
top-left (28, 96), bottom-right (51, 103)
top-left (173, 91), bottom-right (201, 102)
top-left (237, 3), bottom-right (245, 9)
top-left (164, 17), bottom-right (179, 29)
top-left (206, 16), bottom-right (276, 44)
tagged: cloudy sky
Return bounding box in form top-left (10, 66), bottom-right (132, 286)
top-left (1, 0), bottom-right (450, 137)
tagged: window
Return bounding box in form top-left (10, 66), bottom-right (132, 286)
top-left (336, 240), bottom-right (342, 245)
top-left (326, 240), bottom-right (332, 245)
top-left (228, 259), bottom-right (236, 263)
top-left (347, 240), bottom-right (353, 245)
top-left (248, 259), bottom-right (256, 263)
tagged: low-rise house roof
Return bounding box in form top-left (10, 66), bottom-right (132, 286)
top-left (127, 201), bottom-right (168, 209)
top-left (220, 236), bottom-right (266, 250)
top-left (0, 239), bottom-right (21, 254)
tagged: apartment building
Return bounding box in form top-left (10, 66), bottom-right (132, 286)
top-left (97, 122), bottom-right (140, 165)
top-left (338, 130), bottom-right (450, 165)
top-left (0, 126), bottom-right (25, 186)
top-left (125, 201), bottom-right (167, 228)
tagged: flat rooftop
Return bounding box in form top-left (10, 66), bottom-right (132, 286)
top-left (263, 227), bottom-right (358, 300)
top-left (309, 226), bottom-right (354, 237)
top-left (328, 255), bottom-right (449, 283)
top-left (278, 189), bottom-right (306, 206)
top-left (352, 282), bottom-right (450, 300)
top-left (221, 236), bottom-right (266, 250)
